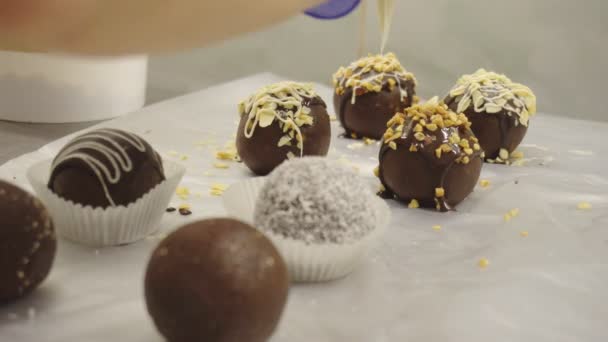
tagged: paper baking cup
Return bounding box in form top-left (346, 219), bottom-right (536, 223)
top-left (223, 178), bottom-right (391, 282)
top-left (27, 159), bottom-right (185, 247)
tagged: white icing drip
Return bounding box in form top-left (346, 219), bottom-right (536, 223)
top-left (377, 0), bottom-right (396, 54)
top-left (51, 129), bottom-right (148, 206)
top-left (238, 82), bottom-right (319, 157)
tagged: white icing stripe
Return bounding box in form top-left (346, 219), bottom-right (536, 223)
top-left (52, 129), bottom-right (149, 206)
top-left (377, 0), bottom-right (396, 55)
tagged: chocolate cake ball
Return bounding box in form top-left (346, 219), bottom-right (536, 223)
top-left (0, 180), bottom-right (56, 303)
top-left (145, 218), bottom-right (289, 342)
top-left (48, 128), bottom-right (165, 208)
top-left (444, 69), bottom-right (537, 163)
top-left (377, 98), bottom-right (483, 212)
top-left (237, 81), bottom-right (331, 176)
top-left (333, 53), bottom-right (417, 140)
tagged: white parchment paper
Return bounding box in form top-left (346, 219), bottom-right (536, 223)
top-left (0, 73), bottom-right (606, 342)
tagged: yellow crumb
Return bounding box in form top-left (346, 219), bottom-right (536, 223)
top-left (503, 213), bottom-right (512, 222)
top-left (435, 188), bottom-right (445, 198)
top-left (213, 162), bottom-right (230, 169)
top-left (408, 199), bottom-right (420, 209)
top-left (511, 151), bottom-right (524, 160)
top-left (432, 225), bottom-right (442, 231)
top-left (175, 187), bottom-right (190, 197)
top-left (373, 166), bottom-right (380, 177)
top-left (520, 231), bottom-right (529, 237)
top-left (180, 155), bottom-right (189, 161)
top-left (577, 202), bottom-right (592, 210)
top-left (210, 183), bottom-right (228, 196)
top-left (479, 179), bottom-right (491, 188)
top-left (178, 203), bottom-right (191, 210)
top-left (329, 114), bottom-right (338, 122)
top-left (216, 150), bottom-right (237, 161)
top-left (509, 208), bottom-right (520, 217)
top-left (478, 258), bottom-right (490, 269)
top-left (363, 137), bottom-right (376, 145)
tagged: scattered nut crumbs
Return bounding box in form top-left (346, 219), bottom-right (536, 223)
top-left (210, 184), bottom-right (228, 196)
top-left (213, 162), bottom-right (229, 169)
top-left (503, 213), bottom-right (512, 222)
top-left (577, 202), bottom-right (592, 210)
top-left (479, 179), bottom-right (491, 188)
top-left (478, 258), bottom-right (490, 269)
top-left (520, 231), bottom-right (529, 237)
top-left (178, 203), bottom-right (191, 210)
top-left (373, 166), bottom-right (380, 177)
top-left (329, 114), bottom-right (338, 121)
top-left (216, 150), bottom-right (237, 161)
top-left (408, 199), bottom-right (420, 209)
top-left (432, 225), bottom-right (442, 231)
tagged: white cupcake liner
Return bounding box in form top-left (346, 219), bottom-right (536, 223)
top-left (223, 178), bottom-right (391, 282)
top-left (27, 159), bottom-right (186, 247)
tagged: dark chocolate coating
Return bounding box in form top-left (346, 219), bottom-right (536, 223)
top-left (48, 129), bottom-right (165, 208)
top-left (378, 122), bottom-right (483, 211)
top-left (145, 218), bottom-right (289, 342)
top-left (0, 180), bottom-right (56, 304)
top-left (334, 77), bottom-right (416, 139)
top-left (237, 96), bottom-right (331, 176)
top-left (445, 98), bottom-right (528, 160)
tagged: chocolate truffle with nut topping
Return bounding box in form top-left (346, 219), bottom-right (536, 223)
top-left (0, 180), bottom-right (56, 303)
top-left (145, 218), bottom-right (289, 342)
top-left (237, 81), bottom-right (331, 176)
top-left (376, 97), bottom-right (483, 212)
top-left (444, 69), bottom-right (537, 163)
top-left (333, 53), bottom-right (417, 140)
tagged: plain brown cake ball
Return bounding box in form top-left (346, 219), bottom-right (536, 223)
top-left (0, 180), bottom-right (56, 304)
top-left (333, 53), bottom-right (417, 140)
top-left (48, 128), bottom-right (165, 208)
top-left (236, 81), bottom-right (331, 176)
top-left (377, 98), bottom-right (483, 212)
top-left (444, 69), bottom-right (537, 163)
top-left (145, 218), bottom-right (289, 342)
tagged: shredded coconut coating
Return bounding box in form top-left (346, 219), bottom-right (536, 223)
top-left (254, 157), bottom-right (378, 245)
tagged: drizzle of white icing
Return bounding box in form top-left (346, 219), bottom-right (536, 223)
top-left (448, 69), bottom-right (537, 126)
top-left (51, 129), bottom-right (148, 206)
top-left (333, 53), bottom-right (416, 105)
top-left (238, 82), bottom-right (319, 157)
top-left (377, 0), bottom-right (396, 54)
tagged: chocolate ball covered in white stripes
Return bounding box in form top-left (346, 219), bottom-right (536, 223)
top-left (48, 128), bottom-right (165, 208)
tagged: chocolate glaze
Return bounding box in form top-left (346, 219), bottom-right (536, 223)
top-left (0, 180), bottom-right (56, 303)
top-left (237, 96), bottom-right (330, 176)
top-left (445, 97), bottom-right (528, 160)
top-left (145, 218), bottom-right (289, 342)
top-left (378, 105), bottom-right (483, 212)
top-left (48, 129), bottom-right (165, 208)
top-left (334, 76), bottom-right (416, 140)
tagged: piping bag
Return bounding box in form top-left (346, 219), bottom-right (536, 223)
top-left (305, 0), bottom-right (361, 19)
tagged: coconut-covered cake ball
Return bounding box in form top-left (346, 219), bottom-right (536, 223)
top-left (145, 218), bottom-right (289, 342)
top-left (48, 128), bottom-right (165, 208)
top-left (333, 53), bottom-right (418, 140)
top-left (254, 157), bottom-right (378, 245)
top-left (0, 180), bottom-right (56, 303)
top-left (377, 97), bottom-right (483, 212)
top-left (236, 81), bottom-right (331, 176)
top-left (444, 69), bottom-right (537, 163)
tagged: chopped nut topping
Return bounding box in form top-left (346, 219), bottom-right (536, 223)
top-left (388, 141), bottom-right (397, 150)
top-left (499, 148), bottom-right (510, 161)
top-left (408, 199), bottom-right (420, 209)
top-left (414, 132), bottom-right (426, 141)
top-left (435, 188), bottom-right (445, 198)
